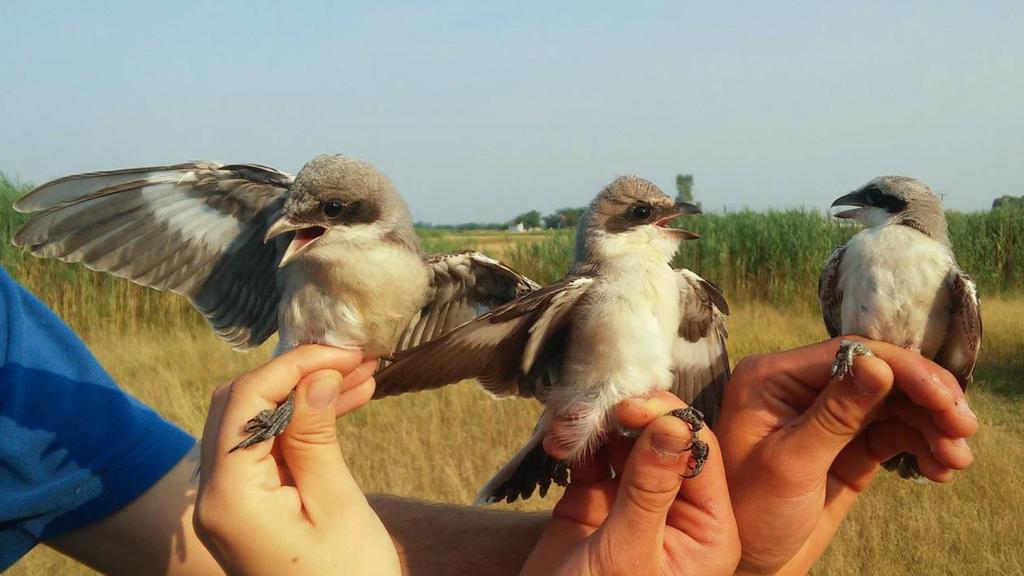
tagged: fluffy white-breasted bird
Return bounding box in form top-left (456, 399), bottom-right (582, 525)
top-left (374, 176), bottom-right (730, 504)
top-left (820, 176), bottom-right (982, 479)
top-left (13, 155), bottom-right (538, 448)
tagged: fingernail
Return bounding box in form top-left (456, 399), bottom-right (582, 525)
top-left (652, 432), bottom-right (690, 459)
top-left (931, 373), bottom-right (953, 399)
top-left (306, 373), bottom-right (341, 410)
top-left (955, 401), bottom-right (978, 421)
top-left (854, 368), bottom-right (887, 395)
top-left (854, 376), bottom-right (885, 396)
top-left (953, 438), bottom-right (972, 454)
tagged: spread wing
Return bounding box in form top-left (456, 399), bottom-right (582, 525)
top-left (673, 270), bottom-right (731, 428)
top-left (12, 162), bottom-right (293, 348)
top-left (819, 245), bottom-right (847, 338)
top-left (935, 269), bottom-right (983, 389)
top-left (393, 251), bottom-right (541, 354)
top-left (374, 277), bottom-right (594, 399)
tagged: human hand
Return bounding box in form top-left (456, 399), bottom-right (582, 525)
top-left (522, 397), bottom-right (740, 576)
top-left (717, 337), bottom-right (978, 575)
top-left (194, 345), bottom-right (400, 576)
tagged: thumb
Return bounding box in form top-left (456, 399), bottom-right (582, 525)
top-left (603, 413), bottom-right (695, 557)
top-left (786, 354), bottom-right (894, 468)
top-left (280, 369), bottom-right (368, 525)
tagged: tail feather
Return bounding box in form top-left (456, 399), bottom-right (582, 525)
top-left (474, 421), bottom-right (568, 505)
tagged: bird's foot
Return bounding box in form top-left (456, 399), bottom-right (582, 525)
top-left (229, 390), bottom-right (296, 453)
top-left (832, 339), bottom-right (874, 382)
top-left (670, 406), bottom-right (705, 434)
top-left (667, 406), bottom-right (709, 478)
top-left (686, 438), bottom-right (710, 478)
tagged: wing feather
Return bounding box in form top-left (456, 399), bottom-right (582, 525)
top-left (819, 245), bottom-right (847, 338)
top-left (935, 270), bottom-right (983, 389)
top-left (673, 269), bottom-right (731, 428)
top-left (393, 251), bottom-right (541, 353)
top-left (13, 163), bottom-right (204, 212)
top-left (13, 162), bottom-right (293, 348)
top-left (374, 277), bottom-right (592, 399)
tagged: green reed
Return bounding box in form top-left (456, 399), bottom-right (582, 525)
top-left (3, 173), bottom-right (1022, 330)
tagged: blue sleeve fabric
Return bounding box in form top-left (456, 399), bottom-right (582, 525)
top-left (0, 267), bottom-right (194, 570)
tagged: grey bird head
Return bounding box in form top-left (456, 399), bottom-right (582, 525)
top-left (574, 175), bottom-right (701, 264)
top-left (266, 155), bottom-right (419, 267)
top-left (831, 176), bottom-right (948, 241)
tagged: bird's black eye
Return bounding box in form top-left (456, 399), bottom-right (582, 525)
top-left (630, 203), bottom-right (652, 220)
top-left (865, 188), bottom-right (883, 205)
top-left (322, 200), bottom-right (344, 218)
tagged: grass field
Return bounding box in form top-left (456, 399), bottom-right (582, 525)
top-left (2, 175), bottom-right (1023, 574)
top-left (7, 299), bottom-right (1023, 576)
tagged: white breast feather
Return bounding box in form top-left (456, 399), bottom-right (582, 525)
top-left (549, 257), bottom-right (681, 460)
top-left (839, 225), bottom-right (955, 355)
top-left (276, 225), bottom-right (429, 356)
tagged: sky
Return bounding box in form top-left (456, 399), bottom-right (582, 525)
top-left (2, 1), bottom-right (1022, 224)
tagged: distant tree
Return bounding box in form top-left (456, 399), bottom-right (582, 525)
top-left (993, 195), bottom-right (1024, 209)
top-left (675, 174), bottom-right (694, 204)
top-left (415, 221), bottom-right (505, 230)
top-left (559, 207), bottom-right (584, 228)
top-left (514, 210), bottom-right (542, 229)
top-left (543, 207), bottom-right (585, 229)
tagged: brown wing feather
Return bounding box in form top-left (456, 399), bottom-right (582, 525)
top-left (12, 162), bottom-right (293, 348)
top-left (819, 245), bottom-right (847, 338)
top-left (934, 270), bottom-right (983, 389)
top-left (672, 269), bottom-right (731, 428)
top-left (373, 277), bottom-right (592, 399)
top-left (393, 251), bottom-right (540, 354)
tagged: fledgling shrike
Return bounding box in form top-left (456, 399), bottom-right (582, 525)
top-left (374, 176), bottom-right (731, 504)
top-left (13, 155), bottom-right (538, 449)
top-left (821, 176), bottom-right (982, 479)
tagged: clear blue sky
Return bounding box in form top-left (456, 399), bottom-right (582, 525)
top-left (2, 1), bottom-right (1021, 224)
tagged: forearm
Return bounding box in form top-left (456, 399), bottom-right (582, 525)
top-left (48, 449), bottom-right (223, 575)
top-left (370, 495), bottom-right (548, 576)
top-left (48, 458), bottom-right (548, 575)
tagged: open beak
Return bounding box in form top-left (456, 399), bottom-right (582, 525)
top-left (265, 216), bottom-right (327, 268)
top-left (830, 190), bottom-right (867, 220)
top-left (654, 200), bottom-right (702, 240)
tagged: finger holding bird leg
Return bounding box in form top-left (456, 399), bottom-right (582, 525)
top-left (607, 392), bottom-right (711, 477)
top-left (545, 392), bottom-right (707, 475)
top-left (231, 390), bottom-right (297, 452)
top-left (832, 339), bottom-right (875, 381)
top-left (667, 406), bottom-right (709, 478)
top-left (223, 345), bottom-right (365, 455)
top-left (613, 391), bottom-right (686, 429)
top-left (840, 337), bottom-right (979, 438)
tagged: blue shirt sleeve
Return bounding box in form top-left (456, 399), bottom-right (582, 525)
top-left (0, 267), bottom-right (195, 570)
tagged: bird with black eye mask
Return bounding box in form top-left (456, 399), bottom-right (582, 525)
top-left (821, 176), bottom-right (982, 480)
top-left (375, 175), bottom-right (730, 504)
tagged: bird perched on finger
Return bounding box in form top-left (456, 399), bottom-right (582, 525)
top-left (820, 176), bottom-right (982, 479)
top-left (13, 154), bottom-right (538, 449)
top-left (374, 175), bottom-right (731, 504)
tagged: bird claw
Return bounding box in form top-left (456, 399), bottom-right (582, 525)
top-left (668, 406), bottom-right (705, 435)
top-left (684, 439), bottom-right (710, 478)
top-left (667, 406), bottom-right (709, 478)
top-left (831, 339), bottom-right (875, 381)
top-left (229, 390), bottom-right (296, 453)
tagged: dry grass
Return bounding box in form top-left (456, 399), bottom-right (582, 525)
top-left (8, 298), bottom-right (1023, 575)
